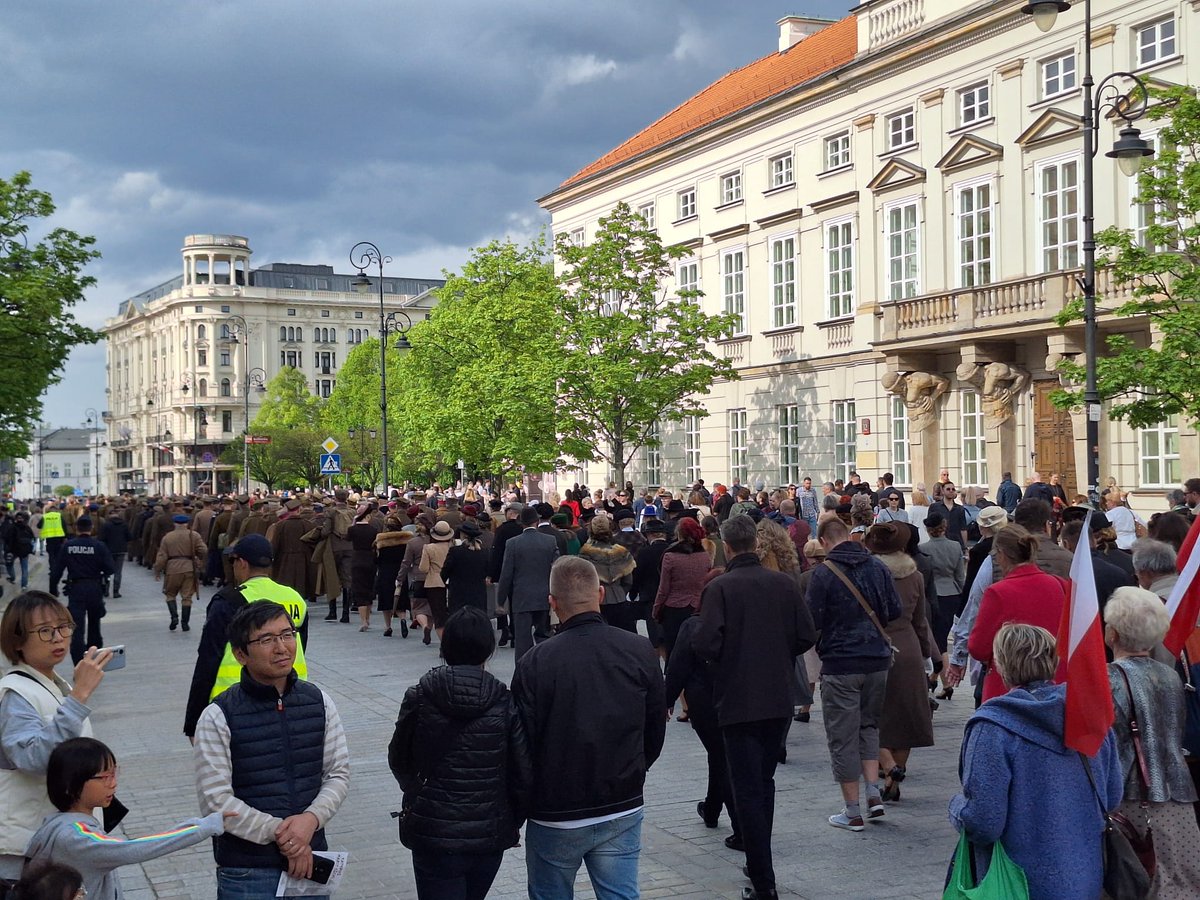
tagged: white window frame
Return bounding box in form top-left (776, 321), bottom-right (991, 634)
top-left (779, 404), bottom-right (801, 486)
top-left (884, 197), bottom-right (921, 301)
top-left (1134, 17), bottom-right (1176, 68)
top-left (684, 415), bottom-right (701, 485)
top-left (955, 177), bottom-right (995, 288)
top-left (769, 152), bottom-right (794, 189)
top-left (958, 82), bottom-right (991, 126)
top-left (832, 400), bottom-right (857, 482)
top-left (824, 217), bottom-right (855, 319)
top-left (677, 187), bottom-right (697, 220)
top-left (637, 202), bottom-right (656, 230)
top-left (824, 130), bottom-right (852, 170)
top-left (569, 227), bottom-right (585, 247)
top-left (1040, 51), bottom-right (1077, 100)
top-left (644, 422), bottom-right (662, 486)
top-left (720, 171), bottom-right (743, 205)
top-left (768, 234), bottom-right (798, 328)
top-left (891, 396), bottom-right (911, 486)
top-left (886, 107), bottom-right (916, 150)
top-left (1139, 415), bottom-right (1181, 487)
top-left (729, 409), bottom-right (748, 487)
top-left (676, 258), bottom-right (700, 299)
top-left (962, 391), bottom-right (988, 487)
top-left (1037, 154), bottom-right (1081, 272)
top-left (722, 247), bottom-right (747, 335)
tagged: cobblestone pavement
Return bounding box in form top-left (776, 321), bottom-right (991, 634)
top-left (38, 559), bottom-right (973, 899)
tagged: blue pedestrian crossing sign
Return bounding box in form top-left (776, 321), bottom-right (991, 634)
top-left (320, 453), bottom-right (341, 475)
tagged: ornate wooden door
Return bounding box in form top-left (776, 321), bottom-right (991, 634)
top-left (1032, 381), bottom-right (1078, 496)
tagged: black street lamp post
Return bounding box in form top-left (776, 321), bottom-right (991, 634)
top-left (224, 315), bottom-right (266, 492)
top-left (1021, 0), bottom-right (1154, 506)
top-left (84, 407), bottom-right (102, 495)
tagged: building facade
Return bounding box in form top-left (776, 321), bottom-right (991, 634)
top-left (16, 427), bottom-right (108, 498)
top-left (539, 0), bottom-right (1197, 509)
top-left (103, 235), bottom-right (443, 494)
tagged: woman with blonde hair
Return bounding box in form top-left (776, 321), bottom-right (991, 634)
top-left (909, 487), bottom-right (931, 543)
top-left (756, 518), bottom-right (800, 580)
top-left (1104, 587), bottom-right (1200, 897)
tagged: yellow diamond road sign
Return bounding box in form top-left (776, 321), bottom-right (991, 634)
top-left (321, 437), bottom-right (339, 454)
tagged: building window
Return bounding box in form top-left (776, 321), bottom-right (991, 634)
top-left (728, 409), bottom-right (747, 487)
top-left (1140, 416), bottom-right (1181, 486)
top-left (770, 235), bottom-right (797, 328)
top-left (825, 218), bottom-right (855, 319)
top-left (287, 308), bottom-right (297, 317)
top-left (886, 108), bottom-right (916, 150)
top-left (684, 415), bottom-right (701, 485)
top-left (824, 130), bottom-right (851, 170)
top-left (722, 249), bottom-right (746, 335)
top-left (83, 462), bottom-right (90, 477)
top-left (891, 396), bottom-right (910, 486)
top-left (569, 227), bottom-right (585, 247)
top-left (329, 328), bottom-right (337, 342)
top-left (198, 378), bottom-right (207, 397)
top-left (219, 349), bottom-right (231, 367)
top-left (1041, 51), bottom-right (1076, 99)
top-left (779, 405), bottom-right (801, 486)
top-left (321, 310), bottom-right (330, 318)
top-left (1038, 156), bottom-right (1080, 271)
top-left (316, 379), bottom-right (334, 398)
top-left (720, 171), bottom-right (743, 204)
top-left (222, 411), bottom-right (233, 433)
top-left (957, 180), bottom-right (994, 287)
top-left (962, 391), bottom-right (988, 487)
top-left (885, 199), bottom-right (920, 301)
top-left (676, 260), bottom-right (699, 299)
top-left (958, 83), bottom-right (990, 126)
top-left (637, 202), bottom-right (656, 230)
top-left (219, 324), bottom-right (231, 340)
top-left (197, 349), bottom-right (207, 367)
top-left (220, 305), bottom-right (230, 313)
top-left (285, 350), bottom-right (300, 368)
top-left (280, 326), bottom-right (287, 341)
top-left (220, 379), bottom-right (231, 397)
top-left (196, 324), bottom-right (207, 340)
top-left (355, 310), bottom-right (363, 318)
top-left (645, 421), bottom-right (662, 486)
top-left (63, 463), bottom-right (71, 477)
top-left (194, 305), bottom-right (203, 313)
top-left (1135, 17), bottom-right (1176, 68)
top-left (769, 153), bottom-right (794, 188)
top-left (316, 278), bottom-right (329, 290)
top-left (677, 188), bottom-right (697, 220)
top-left (833, 400), bottom-right (857, 482)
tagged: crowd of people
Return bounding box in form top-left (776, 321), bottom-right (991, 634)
top-left (0, 469), bottom-right (1199, 899)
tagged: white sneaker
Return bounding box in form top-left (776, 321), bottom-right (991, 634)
top-left (828, 810), bottom-right (865, 832)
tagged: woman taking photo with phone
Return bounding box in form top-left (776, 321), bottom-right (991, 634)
top-left (0, 591), bottom-right (112, 894)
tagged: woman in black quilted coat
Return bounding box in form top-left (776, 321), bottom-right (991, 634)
top-left (388, 606), bottom-right (533, 899)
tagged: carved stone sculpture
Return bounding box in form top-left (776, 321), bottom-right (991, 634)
top-left (955, 361), bottom-right (1031, 424)
top-left (880, 370), bottom-right (950, 431)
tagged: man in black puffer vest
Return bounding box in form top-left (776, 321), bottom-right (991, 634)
top-left (194, 602), bottom-right (349, 898)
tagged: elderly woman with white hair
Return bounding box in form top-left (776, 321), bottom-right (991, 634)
top-left (1104, 587), bottom-right (1200, 898)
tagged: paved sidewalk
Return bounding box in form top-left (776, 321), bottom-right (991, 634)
top-left (42, 561), bottom-right (972, 899)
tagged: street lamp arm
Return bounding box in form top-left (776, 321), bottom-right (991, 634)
top-left (1089, 73), bottom-right (1151, 156)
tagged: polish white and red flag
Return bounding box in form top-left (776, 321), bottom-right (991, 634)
top-left (1163, 513), bottom-right (1200, 658)
top-left (1057, 510), bottom-right (1114, 756)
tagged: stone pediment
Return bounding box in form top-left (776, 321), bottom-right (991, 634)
top-left (936, 134), bottom-right (1003, 174)
top-left (1016, 108), bottom-right (1082, 150)
top-left (867, 158), bottom-right (927, 195)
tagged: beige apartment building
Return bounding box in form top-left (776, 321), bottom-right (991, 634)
top-left (102, 234), bottom-right (442, 494)
top-left (539, 0), bottom-right (1197, 508)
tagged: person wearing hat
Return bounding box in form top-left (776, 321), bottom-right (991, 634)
top-left (154, 514), bottom-right (207, 632)
top-left (140, 501), bottom-right (174, 572)
top-left (270, 498), bottom-right (316, 611)
top-left (315, 490), bottom-right (355, 623)
top-left (578, 515), bottom-right (637, 632)
top-left (418, 521), bottom-right (455, 639)
top-left (348, 503), bottom-right (381, 632)
top-left (496, 506), bottom-right (559, 659)
top-left (441, 520), bottom-right (489, 615)
top-left (48, 517), bottom-right (115, 665)
top-left (864, 522), bottom-right (934, 804)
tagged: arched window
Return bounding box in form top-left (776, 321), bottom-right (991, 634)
top-left (280, 326), bottom-right (287, 341)
top-left (220, 379), bottom-right (231, 397)
top-left (296, 327), bottom-right (303, 342)
top-left (199, 378), bottom-right (207, 397)
top-left (197, 324), bottom-right (207, 340)
top-left (329, 328), bottom-right (337, 342)
top-left (220, 324), bottom-right (231, 340)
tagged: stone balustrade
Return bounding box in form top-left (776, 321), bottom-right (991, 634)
top-left (867, 0), bottom-right (925, 49)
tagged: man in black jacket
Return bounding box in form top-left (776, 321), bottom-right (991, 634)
top-left (101, 509), bottom-right (131, 598)
top-left (488, 503), bottom-right (524, 647)
top-left (512, 555), bottom-right (665, 899)
top-left (693, 514), bottom-right (816, 900)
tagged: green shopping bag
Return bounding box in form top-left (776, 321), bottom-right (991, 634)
top-left (942, 832), bottom-right (1030, 900)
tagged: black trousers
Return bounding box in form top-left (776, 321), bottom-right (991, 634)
top-left (411, 849), bottom-right (503, 900)
top-left (723, 717), bottom-right (789, 895)
top-left (600, 602), bottom-right (639, 633)
top-left (67, 586), bottom-right (105, 664)
top-left (513, 609), bottom-right (551, 660)
top-left (693, 716), bottom-right (739, 835)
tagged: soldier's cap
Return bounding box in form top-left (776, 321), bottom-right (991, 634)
top-left (75, 516), bottom-right (93, 531)
top-left (224, 533), bottom-right (273, 566)
top-left (235, 494), bottom-right (250, 504)
top-left (172, 514), bottom-right (190, 524)
top-left (285, 498), bottom-right (303, 511)
top-left (251, 499), bottom-right (266, 510)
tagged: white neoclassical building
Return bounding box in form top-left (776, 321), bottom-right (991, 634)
top-left (539, 0), bottom-right (1197, 509)
top-left (103, 235), bottom-right (443, 494)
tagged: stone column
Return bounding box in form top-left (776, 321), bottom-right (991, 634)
top-left (881, 370), bottom-right (949, 490)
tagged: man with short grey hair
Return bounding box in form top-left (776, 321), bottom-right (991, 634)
top-left (513, 556), bottom-right (664, 900)
top-left (1132, 538), bottom-right (1178, 600)
top-left (496, 505), bottom-right (558, 659)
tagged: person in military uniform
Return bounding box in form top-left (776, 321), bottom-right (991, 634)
top-left (181, 533), bottom-right (311, 739)
top-left (222, 496), bottom-right (251, 584)
top-left (48, 516), bottom-right (115, 664)
top-left (155, 513), bottom-right (207, 631)
top-left (270, 498), bottom-right (315, 604)
top-left (141, 500), bottom-right (174, 570)
top-left (316, 490), bottom-right (354, 623)
top-left (206, 498), bottom-right (234, 585)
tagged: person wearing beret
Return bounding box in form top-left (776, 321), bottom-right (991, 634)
top-left (154, 514), bottom-right (207, 632)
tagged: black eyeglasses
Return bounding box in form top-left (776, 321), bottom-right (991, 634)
top-left (247, 628), bottom-right (298, 648)
top-left (31, 623), bottom-right (76, 642)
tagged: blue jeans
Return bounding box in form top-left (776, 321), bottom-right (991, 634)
top-left (217, 866), bottom-right (327, 900)
top-left (526, 809), bottom-right (642, 900)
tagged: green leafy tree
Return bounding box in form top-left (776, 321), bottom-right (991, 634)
top-left (0, 172), bottom-right (101, 458)
top-left (321, 339), bottom-right (402, 491)
top-left (1054, 86), bottom-right (1200, 427)
top-left (394, 237), bottom-right (562, 479)
top-left (53, 484), bottom-right (76, 498)
top-left (252, 367), bottom-right (324, 430)
top-left (553, 202), bottom-right (740, 484)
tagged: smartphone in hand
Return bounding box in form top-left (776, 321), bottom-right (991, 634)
top-left (309, 854), bottom-right (334, 884)
top-left (98, 646), bottom-right (126, 671)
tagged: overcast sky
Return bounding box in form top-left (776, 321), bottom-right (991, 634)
top-left (1, 0), bottom-right (849, 429)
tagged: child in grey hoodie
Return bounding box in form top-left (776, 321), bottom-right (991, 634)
top-left (23, 737), bottom-right (233, 900)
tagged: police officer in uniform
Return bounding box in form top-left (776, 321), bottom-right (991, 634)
top-left (48, 515), bottom-right (115, 664)
top-left (40, 502), bottom-right (66, 570)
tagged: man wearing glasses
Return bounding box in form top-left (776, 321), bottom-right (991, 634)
top-left (194, 601), bottom-right (349, 898)
top-left (1183, 478), bottom-right (1200, 513)
top-left (937, 483), bottom-right (970, 551)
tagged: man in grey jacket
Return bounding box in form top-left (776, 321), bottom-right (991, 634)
top-left (496, 506), bottom-right (559, 659)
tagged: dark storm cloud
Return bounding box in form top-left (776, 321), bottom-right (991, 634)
top-left (0, 0), bottom-right (849, 424)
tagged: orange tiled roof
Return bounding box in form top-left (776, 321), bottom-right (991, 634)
top-left (556, 15), bottom-right (858, 192)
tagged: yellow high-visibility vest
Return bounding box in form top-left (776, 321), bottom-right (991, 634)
top-left (41, 511), bottom-right (65, 539)
top-left (209, 577), bottom-right (308, 700)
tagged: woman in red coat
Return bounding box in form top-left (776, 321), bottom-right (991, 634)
top-left (968, 525), bottom-right (1069, 702)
